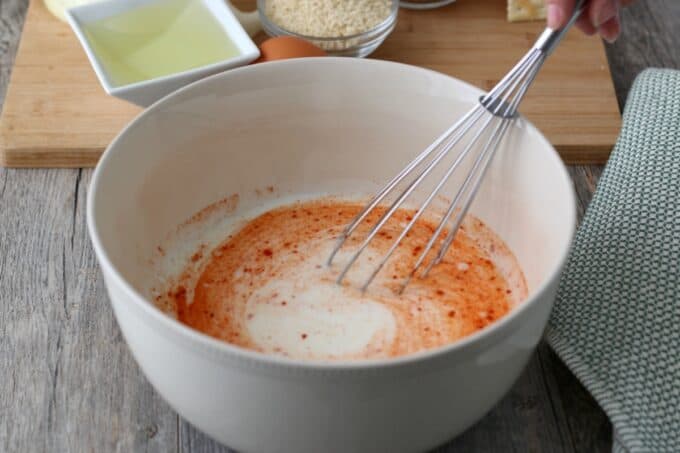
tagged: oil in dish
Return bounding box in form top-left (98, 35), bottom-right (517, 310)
top-left (83, 0), bottom-right (241, 87)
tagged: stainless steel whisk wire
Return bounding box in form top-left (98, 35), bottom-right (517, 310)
top-left (328, 2), bottom-right (586, 292)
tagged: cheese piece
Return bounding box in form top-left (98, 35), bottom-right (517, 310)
top-left (508, 0), bottom-right (546, 22)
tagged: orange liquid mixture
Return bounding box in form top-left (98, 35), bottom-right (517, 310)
top-left (158, 199), bottom-right (527, 360)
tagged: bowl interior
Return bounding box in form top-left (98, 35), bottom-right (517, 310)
top-left (90, 58), bottom-right (574, 341)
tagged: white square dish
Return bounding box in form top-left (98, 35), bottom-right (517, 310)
top-left (67, 0), bottom-right (260, 107)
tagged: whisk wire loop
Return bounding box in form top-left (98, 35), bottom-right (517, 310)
top-left (332, 105), bottom-right (486, 283)
top-left (400, 51), bottom-right (546, 291)
top-left (326, 105), bottom-right (483, 267)
top-left (422, 52), bottom-right (547, 274)
top-left (330, 4), bottom-right (583, 291)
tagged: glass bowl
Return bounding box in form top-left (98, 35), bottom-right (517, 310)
top-left (257, 0), bottom-right (399, 57)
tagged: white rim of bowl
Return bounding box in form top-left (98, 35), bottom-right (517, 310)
top-left (87, 57), bottom-right (577, 371)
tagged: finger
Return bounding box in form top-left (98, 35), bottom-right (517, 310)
top-left (545, 0), bottom-right (575, 29)
top-left (588, 0), bottom-right (619, 28)
top-left (575, 15), bottom-right (598, 35)
top-left (599, 14), bottom-right (621, 43)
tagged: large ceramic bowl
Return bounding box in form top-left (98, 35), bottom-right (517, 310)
top-left (87, 58), bottom-right (576, 453)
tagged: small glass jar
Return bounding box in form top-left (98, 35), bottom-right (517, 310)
top-left (400, 0), bottom-right (456, 9)
top-left (258, 0), bottom-right (399, 58)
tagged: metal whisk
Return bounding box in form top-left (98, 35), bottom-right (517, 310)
top-left (328, 1), bottom-right (585, 292)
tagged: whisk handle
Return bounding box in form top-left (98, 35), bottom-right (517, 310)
top-left (533, 0), bottom-right (587, 56)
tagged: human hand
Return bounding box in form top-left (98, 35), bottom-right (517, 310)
top-left (545, 0), bottom-right (636, 43)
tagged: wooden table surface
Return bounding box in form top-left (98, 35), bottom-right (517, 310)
top-left (1, 1), bottom-right (678, 451)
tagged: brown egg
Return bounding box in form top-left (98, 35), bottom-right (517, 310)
top-left (255, 36), bottom-right (326, 63)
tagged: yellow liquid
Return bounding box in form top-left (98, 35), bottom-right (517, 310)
top-left (84, 0), bottom-right (240, 87)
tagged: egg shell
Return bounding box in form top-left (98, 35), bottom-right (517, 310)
top-left (255, 36), bottom-right (326, 63)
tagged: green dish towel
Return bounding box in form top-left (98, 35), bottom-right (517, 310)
top-left (546, 68), bottom-right (680, 453)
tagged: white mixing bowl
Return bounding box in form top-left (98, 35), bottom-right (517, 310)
top-left (87, 58), bottom-right (576, 453)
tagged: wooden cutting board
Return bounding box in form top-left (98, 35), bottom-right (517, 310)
top-left (0, 0), bottom-right (620, 167)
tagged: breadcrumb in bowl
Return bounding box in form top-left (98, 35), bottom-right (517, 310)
top-left (257, 0), bottom-right (399, 57)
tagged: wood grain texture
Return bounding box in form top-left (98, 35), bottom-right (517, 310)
top-left (0, 167), bottom-right (179, 452)
top-left (0, 0), bottom-right (28, 108)
top-left (0, 0), bottom-right (620, 167)
top-left (1, 0), bottom-right (679, 452)
top-left (0, 0), bottom-right (141, 168)
top-left (604, 0), bottom-right (680, 110)
top-left (538, 344), bottom-right (612, 453)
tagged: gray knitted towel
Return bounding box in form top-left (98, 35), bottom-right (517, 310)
top-left (546, 68), bottom-right (680, 453)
